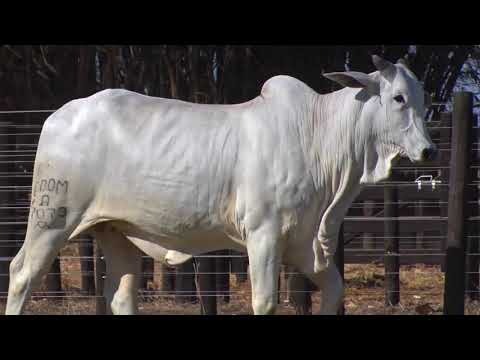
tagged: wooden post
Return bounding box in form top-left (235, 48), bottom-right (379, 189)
top-left (0, 122), bottom-right (14, 294)
top-left (77, 252), bottom-right (95, 296)
top-left (439, 112), bottom-right (452, 272)
top-left (45, 258), bottom-right (62, 296)
top-left (215, 250), bottom-right (230, 303)
top-left (78, 237), bottom-right (95, 295)
top-left (335, 223), bottom-right (345, 315)
top-left (277, 272), bottom-right (282, 304)
top-left (175, 259), bottom-right (197, 304)
top-left (466, 233), bottom-right (480, 302)
top-left (466, 142), bottom-right (480, 301)
top-left (384, 178), bottom-right (400, 306)
top-left (160, 264), bottom-right (175, 294)
top-left (415, 200), bottom-right (425, 250)
top-left (141, 255), bottom-right (155, 291)
top-left (196, 254), bottom-right (217, 315)
top-left (94, 240), bottom-right (107, 315)
top-left (284, 266), bottom-right (290, 301)
top-left (231, 251), bottom-right (248, 283)
top-left (443, 92), bottom-right (473, 315)
top-left (363, 201), bottom-right (375, 250)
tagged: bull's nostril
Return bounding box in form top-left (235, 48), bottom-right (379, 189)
top-left (422, 146), bottom-right (437, 161)
top-left (421, 148), bottom-right (429, 160)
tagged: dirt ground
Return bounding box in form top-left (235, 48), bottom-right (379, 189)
top-left (1, 243), bottom-right (479, 315)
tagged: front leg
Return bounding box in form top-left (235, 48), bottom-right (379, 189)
top-left (314, 184), bottom-right (361, 273)
top-left (246, 221), bottom-right (283, 315)
top-left (303, 265), bottom-right (344, 315)
top-left (314, 205), bottom-right (348, 273)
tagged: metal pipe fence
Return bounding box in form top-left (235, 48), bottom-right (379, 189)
top-left (0, 103), bottom-right (477, 315)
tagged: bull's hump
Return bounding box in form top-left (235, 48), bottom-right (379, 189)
top-left (260, 76), bottom-right (315, 101)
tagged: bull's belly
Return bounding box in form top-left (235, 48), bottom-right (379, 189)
top-left (87, 178), bottom-right (236, 249)
top-left (109, 220), bottom-right (245, 255)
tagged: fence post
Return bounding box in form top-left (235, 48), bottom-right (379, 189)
top-left (175, 259), bottom-right (197, 304)
top-left (78, 236), bottom-right (95, 295)
top-left (466, 142), bottom-right (480, 301)
top-left (45, 258), bottom-right (62, 296)
top-left (160, 264), bottom-right (175, 294)
top-left (466, 114), bottom-right (480, 302)
top-left (277, 272), bottom-right (282, 304)
top-left (444, 92), bottom-right (474, 315)
top-left (466, 229), bottom-right (480, 302)
top-left (141, 255), bottom-right (155, 292)
top-left (384, 176), bottom-right (400, 307)
top-left (231, 251), bottom-right (248, 283)
top-left (94, 240), bottom-right (107, 315)
top-left (0, 121), bottom-right (14, 295)
top-left (363, 201), bottom-right (375, 250)
top-left (335, 223), bottom-right (345, 315)
top-left (415, 199), bottom-right (425, 250)
top-left (196, 254), bottom-right (217, 315)
top-left (439, 112), bottom-right (452, 272)
top-left (215, 250), bottom-right (230, 303)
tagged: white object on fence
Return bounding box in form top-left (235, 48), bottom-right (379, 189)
top-left (415, 175), bottom-right (442, 191)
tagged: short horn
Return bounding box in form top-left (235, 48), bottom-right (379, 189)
top-left (372, 55), bottom-right (391, 71)
top-left (372, 55), bottom-right (396, 82)
top-left (397, 57), bottom-right (410, 68)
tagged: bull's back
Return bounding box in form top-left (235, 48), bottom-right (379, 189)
top-left (35, 89), bottom-right (245, 237)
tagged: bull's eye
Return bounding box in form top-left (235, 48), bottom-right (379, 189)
top-left (394, 95), bottom-right (405, 104)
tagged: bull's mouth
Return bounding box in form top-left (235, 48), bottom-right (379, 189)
top-left (386, 143), bottom-right (410, 162)
top-left (397, 147), bottom-right (409, 160)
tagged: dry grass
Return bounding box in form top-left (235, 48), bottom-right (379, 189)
top-left (1, 245), bottom-right (479, 315)
top-left (343, 264), bottom-right (445, 315)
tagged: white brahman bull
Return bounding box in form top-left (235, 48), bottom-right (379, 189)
top-left (5, 55), bottom-right (436, 315)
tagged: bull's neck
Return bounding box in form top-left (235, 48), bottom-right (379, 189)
top-left (308, 87), bottom-right (367, 193)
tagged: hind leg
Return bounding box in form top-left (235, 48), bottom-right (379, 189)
top-left (94, 225), bottom-right (142, 315)
top-left (305, 264), bottom-right (343, 315)
top-left (5, 246), bottom-right (26, 311)
top-left (5, 225), bottom-right (74, 315)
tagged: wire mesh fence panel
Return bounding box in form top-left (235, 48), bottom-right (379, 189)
top-left (0, 105), bottom-right (477, 315)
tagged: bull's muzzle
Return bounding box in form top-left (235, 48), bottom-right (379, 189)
top-left (421, 145), bottom-right (438, 161)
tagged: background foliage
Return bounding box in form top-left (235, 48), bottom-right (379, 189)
top-left (0, 45), bottom-right (477, 116)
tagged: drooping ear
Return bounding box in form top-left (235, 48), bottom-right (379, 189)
top-left (372, 55), bottom-right (396, 83)
top-left (323, 71), bottom-right (379, 95)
